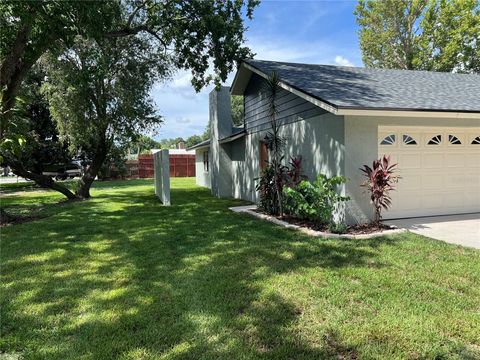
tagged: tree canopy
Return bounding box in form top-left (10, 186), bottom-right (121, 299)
top-left (0, 0), bottom-right (258, 202)
top-left (43, 35), bottom-right (166, 198)
top-left (1, 0), bottom-right (258, 137)
top-left (355, 0), bottom-right (480, 72)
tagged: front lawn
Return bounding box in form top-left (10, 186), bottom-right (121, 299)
top-left (1, 178), bottom-right (479, 359)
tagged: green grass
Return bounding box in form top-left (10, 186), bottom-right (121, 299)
top-left (1, 178), bottom-right (479, 359)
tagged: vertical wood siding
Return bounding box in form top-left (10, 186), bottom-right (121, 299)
top-left (244, 73), bottom-right (326, 133)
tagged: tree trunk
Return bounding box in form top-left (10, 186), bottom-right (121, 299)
top-left (10, 159), bottom-right (77, 200)
top-left (76, 136), bottom-right (109, 199)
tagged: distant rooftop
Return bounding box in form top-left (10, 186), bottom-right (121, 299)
top-left (240, 59), bottom-right (480, 113)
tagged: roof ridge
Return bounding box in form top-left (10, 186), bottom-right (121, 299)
top-left (245, 59), bottom-right (480, 77)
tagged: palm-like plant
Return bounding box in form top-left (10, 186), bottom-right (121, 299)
top-left (262, 71), bottom-right (286, 215)
top-left (360, 155), bottom-right (400, 224)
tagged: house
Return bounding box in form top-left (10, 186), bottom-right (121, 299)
top-left (188, 59), bottom-right (480, 223)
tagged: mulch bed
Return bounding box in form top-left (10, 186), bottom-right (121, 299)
top-left (254, 209), bottom-right (395, 235)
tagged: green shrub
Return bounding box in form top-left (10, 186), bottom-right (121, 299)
top-left (328, 222), bottom-right (348, 234)
top-left (283, 175), bottom-right (349, 226)
top-left (256, 156), bottom-right (306, 215)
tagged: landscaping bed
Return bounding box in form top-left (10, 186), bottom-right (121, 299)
top-left (231, 206), bottom-right (405, 239)
top-left (255, 209), bottom-right (395, 234)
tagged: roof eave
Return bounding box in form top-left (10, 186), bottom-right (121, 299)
top-left (338, 108), bottom-right (480, 118)
top-left (219, 130), bottom-right (246, 144)
top-left (186, 140), bottom-right (210, 151)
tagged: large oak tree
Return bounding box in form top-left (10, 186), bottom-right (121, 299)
top-left (0, 0), bottom-right (258, 201)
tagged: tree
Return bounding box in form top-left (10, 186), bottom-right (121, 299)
top-left (185, 135), bottom-right (204, 148)
top-left (355, 0), bottom-right (480, 73)
top-left (43, 36), bottom-right (166, 198)
top-left (231, 95), bottom-right (245, 126)
top-left (1, 0), bottom-right (259, 200)
top-left (1, 0), bottom-right (259, 140)
top-left (130, 135), bottom-right (160, 155)
top-left (17, 68), bottom-right (72, 175)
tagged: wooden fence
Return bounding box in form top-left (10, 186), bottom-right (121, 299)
top-left (138, 154), bottom-right (195, 178)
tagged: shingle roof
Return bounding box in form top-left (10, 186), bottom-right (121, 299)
top-left (244, 59), bottom-right (480, 113)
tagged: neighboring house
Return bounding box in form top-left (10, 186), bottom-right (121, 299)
top-left (188, 59), bottom-right (480, 224)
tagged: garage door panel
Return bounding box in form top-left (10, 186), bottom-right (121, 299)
top-left (396, 172), bottom-right (422, 190)
top-left (468, 153), bottom-right (480, 166)
top-left (379, 126), bottom-right (480, 219)
top-left (422, 193), bottom-right (444, 209)
top-left (445, 153), bottom-right (466, 168)
top-left (423, 153), bottom-right (444, 168)
top-left (397, 153), bottom-right (421, 169)
top-left (421, 172), bottom-right (444, 189)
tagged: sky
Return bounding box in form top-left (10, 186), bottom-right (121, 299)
top-left (150, 0), bottom-right (362, 141)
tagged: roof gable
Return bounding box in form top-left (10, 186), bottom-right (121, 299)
top-left (231, 59), bottom-right (480, 114)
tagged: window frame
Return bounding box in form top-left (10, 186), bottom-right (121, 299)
top-left (203, 150), bottom-right (209, 172)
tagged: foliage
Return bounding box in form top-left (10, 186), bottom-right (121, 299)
top-left (328, 221), bottom-right (348, 235)
top-left (13, 68), bottom-right (72, 173)
top-left (130, 135), bottom-right (161, 156)
top-left (360, 155), bottom-right (400, 224)
top-left (256, 164), bottom-right (279, 214)
top-left (355, 0), bottom-right (480, 73)
top-left (283, 175), bottom-right (349, 226)
top-left (256, 156), bottom-right (305, 215)
top-left (260, 71), bottom-right (286, 215)
top-left (43, 35), bottom-right (166, 198)
top-left (98, 143), bottom-right (128, 180)
top-left (231, 95), bottom-right (245, 126)
top-left (285, 155), bottom-right (306, 188)
top-left (1, 0), bottom-right (259, 138)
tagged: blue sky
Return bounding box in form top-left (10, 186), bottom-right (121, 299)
top-left (150, 0), bottom-right (362, 140)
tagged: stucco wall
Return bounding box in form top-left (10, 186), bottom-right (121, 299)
top-left (344, 115), bottom-right (480, 224)
top-left (231, 112), bottom-right (346, 209)
top-left (195, 148), bottom-right (211, 188)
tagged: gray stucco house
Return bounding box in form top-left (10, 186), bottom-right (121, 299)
top-left (189, 59), bottom-right (480, 224)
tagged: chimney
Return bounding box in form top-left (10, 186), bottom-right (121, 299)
top-left (209, 86), bottom-right (233, 198)
top-left (209, 86), bottom-right (232, 141)
top-left (177, 141), bottom-right (185, 149)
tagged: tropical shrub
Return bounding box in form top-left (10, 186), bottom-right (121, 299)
top-left (256, 155), bottom-right (306, 215)
top-left (360, 155), bottom-right (400, 224)
top-left (283, 175), bottom-right (349, 226)
top-left (286, 155), bottom-right (307, 188)
top-left (256, 164), bottom-right (279, 215)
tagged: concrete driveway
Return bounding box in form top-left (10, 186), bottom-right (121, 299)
top-left (387, 213), bottom-right (480, 249)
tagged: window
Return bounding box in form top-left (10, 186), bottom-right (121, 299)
top-left (472, 136), bottom-right (480, 145)
top-left (448, 134), bottom-right (461, 144)
top-left (403, 134), bottom-right (417, 145)
top-left (380, 134), bottom-right (396, 145)
top-left (203, 150), bottom-right (209, 172)
top-left (259, 141), bottom-right (269, 172)
top-left (427, 135), bottom-right (442, 145)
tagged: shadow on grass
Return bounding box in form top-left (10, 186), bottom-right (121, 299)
top-left (1, 182), bottom-right (405, 359)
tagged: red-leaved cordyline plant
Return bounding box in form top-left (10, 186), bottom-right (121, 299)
top-left (360, 155), bottom-right (400, 224)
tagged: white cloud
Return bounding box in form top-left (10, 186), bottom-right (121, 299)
top-left (334, 55), bottom-right (354, 67)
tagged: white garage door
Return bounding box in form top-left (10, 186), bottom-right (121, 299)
top-left (378, 126), bottom-right (480, 219)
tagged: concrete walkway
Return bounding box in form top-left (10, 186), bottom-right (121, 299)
top-left (387, 213), bottom-right (480, 249)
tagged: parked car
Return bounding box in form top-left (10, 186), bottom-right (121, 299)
top-left (42, 162), bottom-right (83, 180)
